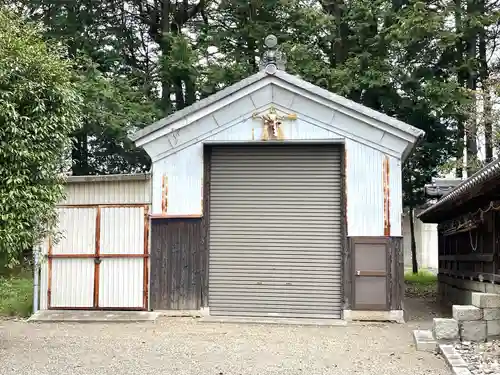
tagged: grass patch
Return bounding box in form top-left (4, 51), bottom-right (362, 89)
top-left (405, 270), bottom-right (437, 285)
top-left (405, 270), bottom-right (437, 298)
top-left (0, 272), bottom-right (33, 317)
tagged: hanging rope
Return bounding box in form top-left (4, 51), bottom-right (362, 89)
top-left (469, 230), bottom-right (479, 252)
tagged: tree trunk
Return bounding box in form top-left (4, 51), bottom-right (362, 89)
top-left (465, 0), bottom-right (478, 176)
top-left (174, 76), bottom-right (185, 110)
top-left (71, 131), bottom-right (89, 175)
top-left (478, 0), bottom-right (493, 163)
top-left (185, 75), bottom-right (196, 106)
top-left (160, 0), bottom-right (172, 115)
top-left (455, 0), bottom-right (465, 178)
top-left (409, 206), bottom-right (418, 274)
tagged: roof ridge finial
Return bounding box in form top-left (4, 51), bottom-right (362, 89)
top-left (260, 34), bottom-right (287, 74)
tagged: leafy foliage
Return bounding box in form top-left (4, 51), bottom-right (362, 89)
top-left (0, 10), bottom-right (81, 266)
top-left (0, 273), bottom-right (33, 317)
top-left (4, 0), bottom-right (500, 267)
top-left (72, 58), bottom-right (161, 175)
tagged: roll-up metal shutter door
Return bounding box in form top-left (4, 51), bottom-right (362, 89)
top-left (209, 144), bottom-right (343, 319)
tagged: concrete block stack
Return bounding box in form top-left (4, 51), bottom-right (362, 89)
top-left (415, 292), bottom-right (500, 352)
top-left (446, 293), bottom-right (500, 342)
top-left (471, 292), bottom-right (500, 340)
top-left (452, 305), bottom-right (486, 342)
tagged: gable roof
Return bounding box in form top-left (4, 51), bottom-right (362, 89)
top-left (130, 70), bottom-right (425, 160)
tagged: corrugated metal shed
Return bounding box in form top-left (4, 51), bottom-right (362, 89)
top-left (38, 174), bottom-right (151, 311)
top-left (130, 55), bottom-right (423, 321)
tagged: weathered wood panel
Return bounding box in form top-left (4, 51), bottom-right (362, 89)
top-left (150, 218), bottom-right (204, 310)
top-left (438, 204), bottom-right (500, 284)
top-left (341, 146), bottom-right (351, 310)
top-left (389, 236), bottom-right (404, 310)
top-left (201, 146), bottom-right (211, 307)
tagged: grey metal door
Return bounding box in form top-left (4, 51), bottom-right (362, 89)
top-left (209, 144), bottom-right (343, 319)
top-left (351, 237), bottom-right (389, 310)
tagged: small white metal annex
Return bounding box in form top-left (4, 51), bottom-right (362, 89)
top-left (37, 174), bottom-right (151, 311)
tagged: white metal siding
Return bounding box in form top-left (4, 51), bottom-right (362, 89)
top-left (38, 177), bottom-right (151, 311)
top-left (50, 207), bottom-right (96, 308)
top-left (153, 148), bottom-right (203, 216)
top-left (100, 207), bottom-right (144, 254)
top-left (345, 139), bottom-right (385, 236)
top-left (98, 258), bottom-right (144, 308)
top-left (209, 145), bottom-right (343, 319)
top-left (63, 179), bottom-right (151, 205)
top-left (150, 124), bottom-right (403, 238)
top-left (98, 207), bottom-right (145, 308)
top-left (51, 259), bottom-right (94, 308)
top-left (52, 207), bottom-right (96, 254)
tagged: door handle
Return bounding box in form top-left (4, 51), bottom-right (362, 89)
top-left (355, 270), bottom-right (386, 276)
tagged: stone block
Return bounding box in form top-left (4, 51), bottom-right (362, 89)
top-left (483, 308), bottom-right (500, 321)
top-left (460, 320), bottom-right (486, 342)
top-left (487, 320), bottom-right (500, 337)
top-left (471, 292), bottom-right (500, 308)
top-left (433, 318), bottom-right (459, 341)
top-left (452, 368), bottom-right (472, 375)
top-left (413, 330), bottom-right (437, 352)
top-left (440, 344), bottom-right (468, 368)
top-left (485, 283), bottom-right (500, 294)
top-left (452, 305), bottom-right (482, 321)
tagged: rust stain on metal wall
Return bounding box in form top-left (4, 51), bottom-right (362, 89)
top-left (161, 175), bottom-right (168, 214)
top-left (344, 149), bottom-right (348, 231)
top-left (383, 156), bottom-right (391, 236)
top-left (143, 205), bottom-right (149, 310)
top-left (200, 184), bottom-right (203, 214)
top-left (251, 127), bottom-right (255, 140)
top-left (93, 206), bottom-right (101, 308)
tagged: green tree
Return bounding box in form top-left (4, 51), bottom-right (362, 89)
top-left (5, 0), bottom-right (484, 275)
top-left (72, 58), bottom-right (161, 175)
top-left (0, 10), bottom-right (81, 267)
top-left (281, 0), bottom-right (469, 272)
top-left (7, 0), bottom-right (161, 175)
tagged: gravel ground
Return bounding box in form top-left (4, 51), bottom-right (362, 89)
top-left (456, 341), bottom-right (500, 375)
top-left (0, 316), bottom-right (448, 375)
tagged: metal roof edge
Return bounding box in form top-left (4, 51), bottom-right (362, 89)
top-left (418, 158), bottom-right (500, 221)
top-left (129, 71), bottom-right (268, 143)
top-left (275, 70), bottom-right (426, 142)
top-left (130, 70), bottom-right (425, 148)
top-left (65, 173), bottom-right (151, 184)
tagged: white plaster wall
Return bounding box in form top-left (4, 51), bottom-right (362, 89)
top-left (402, 211), bottom-right (438, 271)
